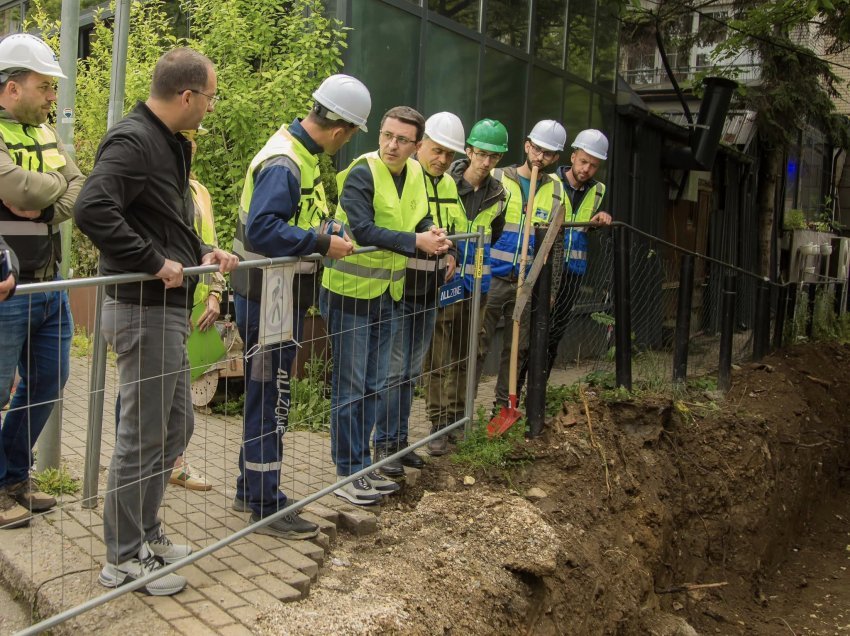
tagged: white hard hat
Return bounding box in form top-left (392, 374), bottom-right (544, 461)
top-left (527, 119), bottom-right (567, 152)
top-left (424, 112), bottom-right (465, 154)
top-left (0, 34), bottom-right (65, 79)
top-left (312, 74), bottom-right (371, 132)
top-left (572, 129), bottom-right (608, 160)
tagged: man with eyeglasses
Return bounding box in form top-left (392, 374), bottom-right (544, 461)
top-left (424, 118), bottom-right (508, 455)
top-left (229, 74), bottom-right (369, 538)
top-left (0, 34), bottom-right (84, 530)
top-left (476, 120), bottom-right (566, 415)
top-left (75, 48), bottom-right (238, 597)
top-left (321, 106), bottom-right (450, 505)
top-left (373, 112), bottom-right (468, 474)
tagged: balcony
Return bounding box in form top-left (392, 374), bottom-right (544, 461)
top-left (623, 63), bottom-right (762, 87)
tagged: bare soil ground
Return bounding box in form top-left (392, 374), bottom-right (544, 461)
top-left (257, 342), bottom-right (850, 635)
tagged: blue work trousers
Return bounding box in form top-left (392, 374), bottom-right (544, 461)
top-left (0, 288), bottom-right (72, 488)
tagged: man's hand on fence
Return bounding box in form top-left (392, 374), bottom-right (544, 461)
top-left (3, 201), bottom-right (41, 220)
top-left (590, 211), bottom-right (612, 226)
top-left (417, 227), bottom-right (451, 256)
top-left (326, 234), bottom-right (354, 259)
top-left (156, 258), bottom-right (184, 288)
top-left (203, 249), bottom-right (239, 273)
top-left (0, 273), bottom-right (15, 301)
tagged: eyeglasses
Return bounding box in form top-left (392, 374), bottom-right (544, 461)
top-left (179, 88), bottom-right (219, 106)
top-left (471, 149), bottom-right (503, 162)
top-left (380, 130), bottom-right (416, 147)
top-left (527, 141), bottom-right (558, 160)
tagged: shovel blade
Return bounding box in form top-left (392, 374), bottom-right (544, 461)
top-left (487, 404), bottom-right (522, 437)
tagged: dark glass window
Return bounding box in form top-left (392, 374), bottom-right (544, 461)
top-left (593, 0), bottom-right (618, 90)
top-left (566, 0), bottom-right (595, 81)
top-left (481, 47), bottom-right (527, 163)
top-left (563, 81), bottom-right (591, 133)
top-left (534, 0), bottom-right (567, 67)
top-left (528, 66), bottom-right (564, 132)
top-left (428, 0), bottom-right (480, 31)
top-left (486, 0), bottom-right (530, 51)
top-left (423, 23), bottom-right (479, 127)
top-left (346, 2), bottom-right (420, 158)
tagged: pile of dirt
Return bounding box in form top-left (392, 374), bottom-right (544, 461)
top-left (257, 342), bottom-right (850, 635)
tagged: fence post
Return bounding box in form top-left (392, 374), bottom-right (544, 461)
top-left (717, 274), bottom-right (736, 392)
top-left (527, 225), bottom-right (552, 438)
top-left (806, 282), bottom-right (817, 339)
top-left (464, 226), bottom-right (486, 436)
top-left (82, 286), bottom-right (108, 508)
top-left (752, 279), bottom-right (770, 361)
top-left (613, 225), bottom-right (632, 390)
top-left (773, 284), bottom-right (788, 350)
top-left (672, 253), bottom-right (694, 383)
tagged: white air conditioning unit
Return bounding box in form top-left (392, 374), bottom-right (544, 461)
top-left (786, 229), bottom-right (834, 283)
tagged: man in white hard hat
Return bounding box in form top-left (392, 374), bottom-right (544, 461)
top-left (229, 74), bottom-right (368, 537)
top-left (374, 111), bottom-right (467, 475)
top-left (425, 118), bottom-right (508, 455)
top-left (477, 119), bottom-right (564, 413)
top-left (0, 34), bottom-right (84, 530)
top-left (76, 47), bottom-right (238, 596)
top-left (544, 128), bottom-right (611, 378)
top-left (321, 106), bottom-right (450, 505)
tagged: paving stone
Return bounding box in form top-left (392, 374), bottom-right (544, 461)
top-left (261, 558), bottom-right (311, 595)
top-left (281, 538), bottom-right (324, 566)
top-left (219, 554), bottom-right (265, 578)
top-left (335, 504), bottom-right (379, 536)
top-left (195, 555), bottom-right (229, 574)
top-left (186, 600), bottom-right (236, 627)
top-left (199, 584), bottom-right (247, 610)
top-left (241, 588), bottom-right (288, 608)
top-left (233, 540), bottom-right (276, 565)
top-left (218, 624), bottom-right (256, 636)
top-left (208, 569), bottom-right (259, 594)
top-left (403, 466), bottom-right (421, 486)
top-left (227, 604), bottom-right (260, 625)
top-left (143, 594), bottom-right (191, 621)
top-left (270, 546), bottom-right (319, 581)
top-left (300, 511), bottom-right (337, 542)
top-left (311, 530), bottom-right (331, 552)
top-left (248, 575), bottom-right (303, 603)
top-left (172, 616), bottom-right (222, 636)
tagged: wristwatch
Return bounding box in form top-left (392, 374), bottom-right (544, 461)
top-left (209, 290), bottom-right (223, 302)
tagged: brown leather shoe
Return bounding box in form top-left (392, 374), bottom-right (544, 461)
top-left (0, 491), bottom-right (31, 529)
top-left (427, 436), bottom-right (449, 456)
top-left (7, 479), bottom-right (56, 512)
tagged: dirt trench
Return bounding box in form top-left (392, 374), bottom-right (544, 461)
top-left (257, 342), bottom-right (850, 635)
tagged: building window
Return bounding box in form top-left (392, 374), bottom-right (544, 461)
top-left (423, 22), bottom-right (479, 126)
top-left (534, 0), bottom-right (566, 67)
top-left (486, 0), bottom-right (530, 52)
top-left (566, 0), bottom-right (595, 81)
top-left (428, 0), bottom-right (480, 31)
top-left (0, 2), bottom-right (23, 35)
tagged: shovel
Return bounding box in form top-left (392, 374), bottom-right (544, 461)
top-left (488, 164), bottom-right (540, 437)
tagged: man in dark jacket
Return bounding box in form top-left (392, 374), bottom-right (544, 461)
top-left (74, 47), bottom-right (237, 597)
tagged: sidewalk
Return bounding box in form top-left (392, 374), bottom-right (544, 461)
top-left (0, 353), bottom-right (590, 634)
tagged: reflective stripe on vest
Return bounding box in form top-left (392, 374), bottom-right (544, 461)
top-left (455, 196), bottom-right (503, 295)
top-left (323, 152), bottom-right (429, 301)
top-left (563, 180), bottom-right (606, 275)
top-left (488, 167), bottom-right (562, 281)
top-left (0, 120), bottom-right (64, 275)
top-left (231, 127), bottom-right (327, 299)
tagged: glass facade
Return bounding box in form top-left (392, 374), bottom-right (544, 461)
top-left (326, 0), bottom-right (620, 166)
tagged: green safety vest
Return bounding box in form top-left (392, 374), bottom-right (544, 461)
top-left (322, 152), bottom-right (429, 301)
top-left (489, 167), bottom-right (562, 280)
top-left (190, 179), bottom-right (224, 305)
top-left (0, 120), bottom-right (66, 276)
top-left (456, 194), bottom-right (505, 295)
top-left (231, 126), bottom-right (329, 300)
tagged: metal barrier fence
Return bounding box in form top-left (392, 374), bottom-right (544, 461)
top-left (3, 220), bottom-right (845, 633)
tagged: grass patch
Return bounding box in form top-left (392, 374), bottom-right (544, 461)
top-left (71, 331), bottom-right (91, 358)
top-left (33, 466), bottom-right (80, 496)
top-left (290, 355), bottom-right (331, 433)
top-left (451, 407), bottom-right (530, 471)
top-left (211, 392), bottom-right (245, 417)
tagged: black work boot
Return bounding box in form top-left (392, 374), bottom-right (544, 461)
top-left (427, 426), bottom-right (449, 456)
top-left (374, 446), bottom-right (404, 477)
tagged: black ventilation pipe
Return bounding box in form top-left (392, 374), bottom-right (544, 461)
top-left (664, 77), bottom-right (738, 171)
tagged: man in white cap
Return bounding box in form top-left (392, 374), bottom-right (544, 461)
top-left (373, 112), bottom-right (467, 475)
top-left (229, 74), bottom-right (370, 536)
top-left (0, 34), bottom-right (83, 529)
top-left (545, 129), bottom-right (611, 378)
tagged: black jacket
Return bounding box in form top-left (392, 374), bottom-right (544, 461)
top-left (448, 158), bottom-right (507, 244)
top-left (74, 102), bottom-right (211, 307)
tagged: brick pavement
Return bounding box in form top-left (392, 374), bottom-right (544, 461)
top-left (0, 349), bottom-right (591, 634)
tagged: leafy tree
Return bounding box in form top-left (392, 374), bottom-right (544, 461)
top-left (622, 0), bottom-right (850, 278)
top-left (31, 0), bottom-right (345, 276)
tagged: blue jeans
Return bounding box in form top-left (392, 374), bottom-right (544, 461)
top-left (375, 296), bottom-right (437, 451)
top-left (320, 290), bottom-right (397, 476)
top-left (234, 294), bottom-right (303, 517)
top-left (0, 288), bottom-right (72, 488)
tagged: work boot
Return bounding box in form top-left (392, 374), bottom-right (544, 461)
top-left (427, 425), bottom-right (450, 456)
top-left (373, 446), bottom-right (404, 477)
top-left (400, 450), bottom-right (425, 469)
top-left (6, 478), bottom-right (56, 512)
top-left (0, 491), bottom-right (31, 529)
top-left (250, 512), bottom-right (319, 540)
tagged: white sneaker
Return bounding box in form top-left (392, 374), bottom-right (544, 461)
top-left (99, 543), bottom-right (187, 596)
top-left (334, 476), bottom-right (383, 506)
top-left (148, 530), bottom-right (192, 564)
top-left (365, 470), bottom-right (400, 494)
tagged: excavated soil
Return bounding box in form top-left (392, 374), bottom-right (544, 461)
top-left (257, 342), bottom-right (850, 635)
